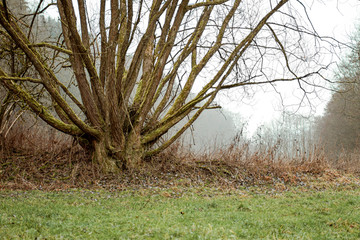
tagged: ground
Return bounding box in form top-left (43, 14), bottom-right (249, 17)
top-left (1, 145), bottom-right (360, 239)
top-left (1, 185), bottom-right (360, 239)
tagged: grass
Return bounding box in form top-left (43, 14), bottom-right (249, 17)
top-left (1, 187), bottom-right (360, 239)
top-left (2, 105), bottom-right (360, 240)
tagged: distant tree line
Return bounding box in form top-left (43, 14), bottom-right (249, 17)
top-left (316, 26), bottom-right (360, 158)
top-left (251, 111), bottom-right (316, 159)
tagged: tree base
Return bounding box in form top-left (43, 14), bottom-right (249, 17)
top-left (93, 140), bottom-right (119, 173)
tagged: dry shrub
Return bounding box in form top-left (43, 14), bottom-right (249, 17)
top-left (1, 115), bottom-right (71, 155)
top-left (0, 146), bottom-right (95, 190)
top-left (0, 114), bottom-right (99, 190)
top-left (331, 148), bottom-right (360, 174)
top-left (0, 119), bottom-right (358, 191)
top-left (141, 140), bottom-right (331, 187)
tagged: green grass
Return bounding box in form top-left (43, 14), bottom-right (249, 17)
top-left (0, 187), bottom-right (360, 239)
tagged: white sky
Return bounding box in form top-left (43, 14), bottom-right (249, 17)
top-left (220, 0), bottom-right (360, 135)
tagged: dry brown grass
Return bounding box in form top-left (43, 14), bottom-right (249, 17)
top-left (1, 121), bottom-right (359, 191)
top-left (152, 141), bottom-right (330, 186)
top-left (1, 119), bottom-right (70, 154)
top-left (325, 148), bottom-right (360, 174)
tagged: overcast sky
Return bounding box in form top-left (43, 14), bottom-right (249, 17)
top-left (221, 0), bottom-right (360, 135)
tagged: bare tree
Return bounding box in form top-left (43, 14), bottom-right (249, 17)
top-left (253, 111), bottom-right (317, 159)
top-left (0, 0), bottom-right (338, 172)
top-left (316, 27), bottom-right (360, 156)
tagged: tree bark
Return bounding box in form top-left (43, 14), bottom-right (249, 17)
top-left (84, 130), bottom-right (143, 172)
top-left (123, 130), bottom-right (144, 169)
top-left (92, 139), bottom-right (119, 173)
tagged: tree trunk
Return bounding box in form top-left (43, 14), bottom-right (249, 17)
top-left (92, 139), bottom-right (119, 173)
top-left (86, 130), bottom-right (144, 173)
top-left (123, 130), bottom-right (144, 170)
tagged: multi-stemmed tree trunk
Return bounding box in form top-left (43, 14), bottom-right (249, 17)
top-left (0, 0), bottom-right (337, 172)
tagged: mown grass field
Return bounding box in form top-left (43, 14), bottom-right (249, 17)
top-left (0, 187), bottom-right (359, 239)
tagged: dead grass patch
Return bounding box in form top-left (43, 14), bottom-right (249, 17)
top-left (1, 122), bottom-right (359, 191)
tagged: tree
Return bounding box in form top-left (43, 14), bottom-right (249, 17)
top-left (253, 111), bottom-right (317, 159)
top-left (316, 27), bottom-right (360, 156)
top-left (0, 0), bottom-right (337, 172)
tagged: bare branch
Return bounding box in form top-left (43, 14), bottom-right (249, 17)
top-left (0, 76), bottom-right (42, 83)
top-left (28, 42), bottom-right (72, 55)
top-left (186, 0), bottom-right (229, 11)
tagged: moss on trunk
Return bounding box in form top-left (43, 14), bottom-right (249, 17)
top-left (92, 140), bottom-right (119, 173)
top-left (123, 131), bottom-right (144, 170)
top-left (87, 131), bottom-right (144, 173)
